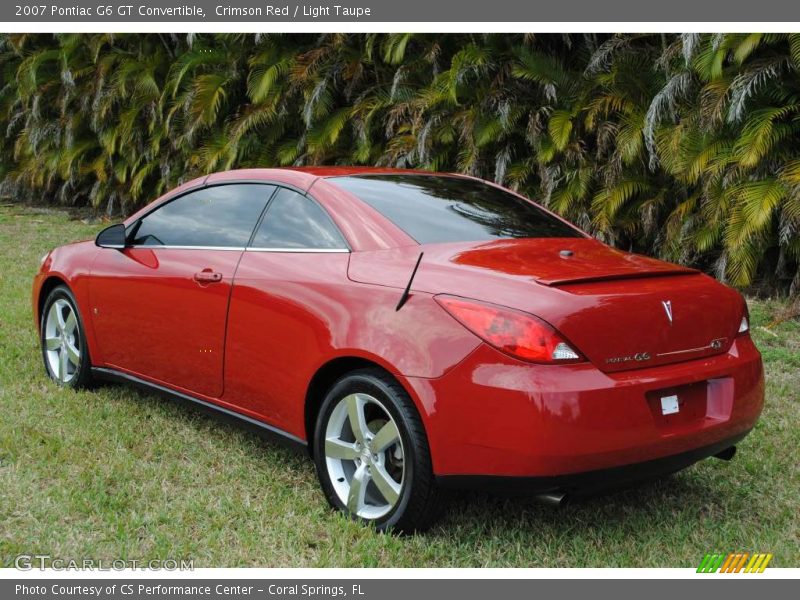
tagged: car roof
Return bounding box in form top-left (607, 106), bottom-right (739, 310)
top-left (204, 166), bottom-right (466, 190)
top-left (286, 166), bottom-right (456, 178)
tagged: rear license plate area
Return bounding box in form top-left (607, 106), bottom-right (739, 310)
top-left (646, 381), bottom-right (708, 430)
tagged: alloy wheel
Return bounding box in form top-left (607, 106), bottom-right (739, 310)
top-left (44, 298), bottom-right (81, 384)
top-left (324, 392), bottom-right (405, 520)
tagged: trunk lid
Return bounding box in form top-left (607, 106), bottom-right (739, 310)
top-left (547, 275), bottom-right (742, 372)
top-left (447, 237), bottom-right (699, 284)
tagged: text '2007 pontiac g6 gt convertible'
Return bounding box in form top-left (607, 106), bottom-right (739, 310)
top-left (33, 167), bottom-right (764, 532)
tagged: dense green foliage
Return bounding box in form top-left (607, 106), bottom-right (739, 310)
top-left (1, 33), bottom-right (799, 290)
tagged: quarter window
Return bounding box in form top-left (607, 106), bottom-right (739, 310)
top-left (130, 184), bottom-right (275, 248)
top-left (251, 189), bottom-right (347, 250)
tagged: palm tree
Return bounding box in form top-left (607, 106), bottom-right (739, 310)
top-left (0, 33), bottom-right (797, 292)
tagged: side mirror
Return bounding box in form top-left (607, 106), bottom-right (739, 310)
top-left (95, 223), bottom-right (127, 249)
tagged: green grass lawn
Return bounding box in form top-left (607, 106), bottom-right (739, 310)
top-left (1, 204), bottom-right (798, 568)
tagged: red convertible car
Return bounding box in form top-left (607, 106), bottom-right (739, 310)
top-left (33, 167), bottom-right (764, 532)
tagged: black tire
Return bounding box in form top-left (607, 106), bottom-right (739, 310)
top-left (313, 368), bottom-right (444, 533)
top-left (39, 285), bottom-right (93, 389)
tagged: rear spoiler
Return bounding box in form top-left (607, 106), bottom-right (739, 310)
top-left (537, 267), bottom-right (700, 287)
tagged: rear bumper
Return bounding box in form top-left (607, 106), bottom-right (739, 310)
top-left (436, 430), bottom-right (749, 494)
top-left (406, 334), bottom-right (765, 478)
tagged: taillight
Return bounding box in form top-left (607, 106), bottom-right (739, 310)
top-left (434, 295), bottom-right (584, 364)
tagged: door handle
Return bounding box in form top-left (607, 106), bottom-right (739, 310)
top-left (193, 270), bottom-right (223, 283)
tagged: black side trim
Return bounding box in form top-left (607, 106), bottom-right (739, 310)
top-left (91, 367), bottom-right (307, 452)
top-left (435, 430), bottom-right (752, 495)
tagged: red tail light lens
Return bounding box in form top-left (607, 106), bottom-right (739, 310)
top-left (435, 295), bottom-right (584, 364)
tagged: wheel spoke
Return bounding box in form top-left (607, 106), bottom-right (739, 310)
top-left (64, 310), bottom-right (78, 336)
top-left (54, 301), bottom-right (67, 330)
top-left (58, 348), bottom-right (68, 381)
top-left (65, 341), bottom-right (80, 367)
top-left (371, 464), bottom-right (401, 505)
top-left (347, 464), bottom-right (369, 514)
top-left (345, 394), bottom-right (369, 444)
top-left (48, 303), bottom-right (62, 332)
top-left (325, 437), bottom-right (360, 460)
top-left (370, 420), bottom-right (400, 454)
top-left (45, 336), bottom-right (61, 351)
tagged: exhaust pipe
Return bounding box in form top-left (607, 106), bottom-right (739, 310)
top-left (714, 446), bottom-right (737, 461)
top-left (535, 491), bottom-right (568, 507)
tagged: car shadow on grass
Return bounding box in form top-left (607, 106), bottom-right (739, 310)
top-left (433, 472), bottom-right (732, 539)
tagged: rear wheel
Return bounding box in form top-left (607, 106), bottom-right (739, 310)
top-left (313, 368), bottom-right (443, 533)
top-left (40, 285), bottom-right (92, 389)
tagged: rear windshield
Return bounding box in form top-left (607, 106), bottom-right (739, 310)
top-left (331, 174), bottom-right (582, 244)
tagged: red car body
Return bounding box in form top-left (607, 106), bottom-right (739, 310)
top-left (33, 167), bottom-right (764, 493)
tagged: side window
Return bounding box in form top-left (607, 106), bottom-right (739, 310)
top-left (251, 189), bottom-right (347, 250)
top-left (130, 184), bottom-right (276, 247)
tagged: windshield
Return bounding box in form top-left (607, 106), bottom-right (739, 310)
top-left (331, 174), bottom-right (583, 244)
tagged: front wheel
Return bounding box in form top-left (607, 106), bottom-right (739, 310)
top-left (40, 285), bottom-right (92, 389)
top-left (313, 368), bottom-right (443, 533)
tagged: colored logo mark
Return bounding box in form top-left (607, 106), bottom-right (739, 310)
top-left (697, 553), bottom-right (773, 573)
